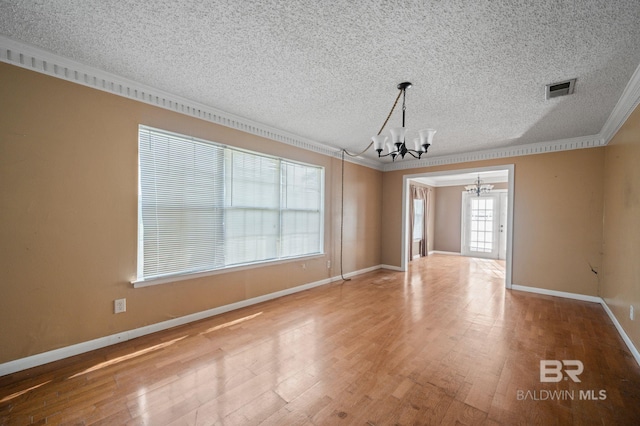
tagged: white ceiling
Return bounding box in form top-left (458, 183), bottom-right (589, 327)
top-left (2, 1), bottom-right (640, 166)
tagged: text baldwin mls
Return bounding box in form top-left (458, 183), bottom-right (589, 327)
top-left (517, 389), bottom-right (607, 401)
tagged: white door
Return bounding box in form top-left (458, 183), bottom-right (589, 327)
top-left (461, 191), bottom-right (507, 259)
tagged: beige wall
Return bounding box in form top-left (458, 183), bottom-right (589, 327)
top-left (0, 63), bottom-right (382, 364)
top-left (602, 104), bottom-right (640, 352)
top-left (434, 185), bottom-right (463, 253)
top-left (433, 183), bottom-right (508, 253)
top-left (333, 159), bottom-right (383, 273)
top-left (382, 148), bottom-right (604, 295)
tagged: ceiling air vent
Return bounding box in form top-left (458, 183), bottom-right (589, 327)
top-left (545, 78), bottom-right (576, 100)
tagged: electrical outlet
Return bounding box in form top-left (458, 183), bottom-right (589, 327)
top-left (631, 305), bottom-right (635, 321)
top-left (302, 263), bottom-right (306, 269)
top-left (327, 260), bottom-right (331, 269)
top-left (114, 298), bottom-right (126, 314)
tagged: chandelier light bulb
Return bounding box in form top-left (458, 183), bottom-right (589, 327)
top-left (389, 127), bottom-right (407, 147)
top-left (372, 134), bottom-right (388, 153)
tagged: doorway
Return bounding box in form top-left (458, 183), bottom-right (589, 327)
top-left (402, 165), bottom-right (514, 288)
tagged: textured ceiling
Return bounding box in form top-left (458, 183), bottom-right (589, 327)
top-left (1, 0), bottom-right (640, 163)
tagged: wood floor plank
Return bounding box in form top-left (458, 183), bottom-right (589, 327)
top-left (280, 381), bottom-right (333, 419)
top-left (2, 254), bottom-right (640, 424)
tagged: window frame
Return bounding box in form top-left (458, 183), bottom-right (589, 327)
top-left (134, 125), bottom-right (325, 287)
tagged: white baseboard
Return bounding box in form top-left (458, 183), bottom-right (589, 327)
top-left (600, 300), bottom-right (640, 367)
top-left (0, 265), bottom-right (381, 377)
top-left (431, 251), bottom-right (461, 256)
top-left (511, 284), bottom-right (602, 303)
top-left (511, 284), bottom-right (640, 367)
top-left (381, 264), bottom-right (404, 272)
top-left (338, 264), bottom-right (382, 279)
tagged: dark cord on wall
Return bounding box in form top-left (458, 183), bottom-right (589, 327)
top-left (340, 149), bottom-right (351, 282)
top-left (338, 88), bottom-right (402, 281)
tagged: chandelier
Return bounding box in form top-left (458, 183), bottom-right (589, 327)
top-left (465, 175), bottom-right (494, 196)
top-left (371, 82), bottom-right (436, 161)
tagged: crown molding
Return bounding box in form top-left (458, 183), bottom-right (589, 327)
top-left (1, 36), bottom-right (638, 174)
top-left (0, 36), bottom-right (384, 171)
top-left (381, 134), bottom-right (605, 172)
top-left (600, 61), bottom-right (640, 144)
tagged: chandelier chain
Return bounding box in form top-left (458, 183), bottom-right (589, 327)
top-left (342, 89), bottom-right (403, 158)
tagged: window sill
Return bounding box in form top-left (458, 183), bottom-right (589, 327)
top-left (132, 253), bottom-right (326, 288)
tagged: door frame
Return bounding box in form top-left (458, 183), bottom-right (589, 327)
top-left (401, 164), bottom-right (515, 289)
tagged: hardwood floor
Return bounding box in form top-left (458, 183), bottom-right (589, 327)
top-left (2, 254), bottom-right (640, 425)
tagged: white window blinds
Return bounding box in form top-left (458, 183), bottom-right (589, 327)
top-left (137, 126), bottom-right (324, 282)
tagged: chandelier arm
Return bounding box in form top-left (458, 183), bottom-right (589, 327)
top-left (342, 89), bottom-right (403, 158)
top-left (404, 150), bottom-right (420, 159)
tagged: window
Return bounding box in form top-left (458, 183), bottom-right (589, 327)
top-left (137, 126), bottom-right (324, 282)
top-left (412, 199), bottom-right (424, 240)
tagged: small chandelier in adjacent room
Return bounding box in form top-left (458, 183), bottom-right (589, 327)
top-left (466, 175), bottom-right (494, 196)
top-left (371, 82), bottom-right (436, 161)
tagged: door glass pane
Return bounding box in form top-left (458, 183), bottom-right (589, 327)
top-left (470, 198), bottom-right (494, 253)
